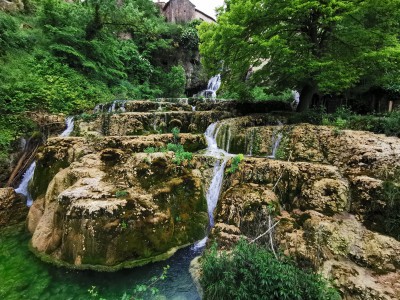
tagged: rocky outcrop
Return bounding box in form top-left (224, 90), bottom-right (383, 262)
top-left (22, 99), bottom-right (400, 299)
top-left (28, 143), bottom-right (209, 270)
top-left (0, 188), bottom-right (28, 228)
top-left (208, 120), bottom-right (400, 299)
top-left (0, 0), bottom-right (23, 12)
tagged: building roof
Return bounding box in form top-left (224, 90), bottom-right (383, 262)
top-left (194, 8), bottom-right (216, 22)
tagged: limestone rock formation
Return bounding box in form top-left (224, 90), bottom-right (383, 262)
top-left (209, 120), bottom-right (400, 299)
top-left (0, 0), bottom-right (23, 12)
top-left (28, 146), bottom-right (209, 270)
top-left (22, 99), bottom-right (400, 299)
top-left (0, 187), bottom-right (28, 228)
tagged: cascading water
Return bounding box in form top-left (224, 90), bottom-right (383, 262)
top-left (268, 122), bottom-right (284, 159)
top-left (108, 100), bottom-right (126, 113)
top-left (199, 74), bottom-right (221, 99)
top-left (60, 117), bottom-right (74, 137)
top-left (268, 133), bottom-right (283, 159)
top-left (94, 100), bottom-right (126, 113)
top-left (206, 159), bottom-right (228, 227)
top-left (14, 162), bottom-right (36, 207)
top-left (15, 116), bottom-right (75, 206)
top-left (193, 122), bottom-right (231, 250)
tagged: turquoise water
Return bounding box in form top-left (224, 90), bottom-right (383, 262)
top-left (0, 224), bottom-right (201, 300)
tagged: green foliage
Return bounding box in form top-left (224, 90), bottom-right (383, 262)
top-left (171, 126), bottom-right (180, 143)
top-left (201, 240), bottom-right (340, 300)
top-left (158, 65), bottom-right (187, 98)
top-left (115, 190), bottom-right (128, 198)
top-left (378, 179), bottom-right (400, 240)
top-left (144, 146), bottom-right (157, 154)
top-left (78, 112), bottom-right (98, 122)
top-left (227, 154), bottom-right (244, 174)
top-left (167, 143), bottom-right (184, 153)
top-left (287, 106), bottom-right (327, 125)
top-left (250, 88), bottom-right (293, 103)
top-left (165, 128), bottom-right (193, 165)
top-left (199, 0), bottom-right (400, 110)
top-left (172, 150), bottom-right (192, 165)
top-left (0, 0), bottom-right (193, 160)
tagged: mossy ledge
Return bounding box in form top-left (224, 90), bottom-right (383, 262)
top-left (29, 241), bottom-right (191, 272)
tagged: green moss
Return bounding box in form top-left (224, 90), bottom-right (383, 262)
top-left (31, 152), bottom-right (70, 199)
top-left (29, 241), bottom-right (190, 272)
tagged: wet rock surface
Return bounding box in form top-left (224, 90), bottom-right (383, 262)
top-left (0, 187), bottom-right (28, 228)
top-left (23, 99), bottom-right (400, 298)
top-left (210, 120), bottom-right (400, 299)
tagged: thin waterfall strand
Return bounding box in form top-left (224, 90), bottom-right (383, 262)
top-left (60, 117), bottom-right (74, 137)
top-left (15, 116), bottom-right (74, 206)
top-left (15, 162), bottom-right (36, 207)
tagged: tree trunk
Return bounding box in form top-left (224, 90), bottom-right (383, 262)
top-left (296, 84), bottom-right (317, 112)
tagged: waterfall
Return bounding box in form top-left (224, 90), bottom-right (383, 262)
top-left (94, 100), bottom-right (126, 113)
top-left (193, 122), bottom-right (231, 250)
top-left (206, 159), bottom-right (228, 227)
top-left (15, 117), bottom-right (74, 206)
top-left (268, 122), bottom-right (284, 159)
top-left (199, 74), bottom-right (221, 99)
top-left (15, 162), bottom-right (36, 207)
top-left (268, 133), bottom-right (283, 159)
top-left (60, 117), bottom-right (74, 137)
top-left (108, 100), bottom-right (126, 113)
top-left (248, 129), bottom-right (255, 156)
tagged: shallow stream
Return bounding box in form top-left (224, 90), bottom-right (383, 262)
top-left (0, 224), bottom-right (201, 300)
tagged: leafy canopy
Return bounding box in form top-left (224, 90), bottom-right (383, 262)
top-left (199, 0), bottom-right (400, 110)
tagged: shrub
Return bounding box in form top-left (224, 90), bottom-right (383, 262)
top-left (173, 150), bottom-right (192, 165)
top-left (115, 190), bottom-right (128, 198)
top-left (201, 240), bottom-right (340, 300)
top-left (144, 147), bottom-right (157, 154)
top-left (227, 154), bottom-right (244, 174)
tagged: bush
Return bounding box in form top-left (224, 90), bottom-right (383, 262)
top-left (226, 154), bottom-right (244, 174)
top-left (201, 240), bottom-right (340, 300)
top-left (287, 106), bottom-right (326, 125)
top-left (115, 190), bottom-right (128, 198)
top-left (144, 146), bottom-right (157, 154)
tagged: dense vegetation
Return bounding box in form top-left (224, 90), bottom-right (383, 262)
top-left (288, 105), bottom-right (400, 137)
top-left (0, 0), bottom-right (199, 162)
top-left (199, 0), bottom-right (400, 110)
top-left (201, 240), bottom-right (340, 300)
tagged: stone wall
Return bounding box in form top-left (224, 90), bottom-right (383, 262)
top-left (163, 0), bottom-right (196, 23)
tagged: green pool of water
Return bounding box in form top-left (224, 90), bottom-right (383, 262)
top-left (0, 224), bottom-right (201, 300)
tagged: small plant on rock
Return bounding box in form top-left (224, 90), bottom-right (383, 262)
top-left (144, 146), bottom-right (157, 153)
top-left (115, 190), bottom-right (128, 198)
top-left (227, 154), bottom-right (244, 174)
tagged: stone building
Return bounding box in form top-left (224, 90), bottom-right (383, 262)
top-left (155, 0), bottom-right (216, 23)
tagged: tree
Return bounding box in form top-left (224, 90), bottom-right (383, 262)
top-left (199, 0), bottom-right (400, 111)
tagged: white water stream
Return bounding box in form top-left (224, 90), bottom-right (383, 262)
top-left (199, 74), bottom-right (221, 99)
top-left (15, 162), bottom-right (36, 207)
top-left (193, 122), bottom-right (232, 250)
top-left (15, 117), bottom-right (74, 206)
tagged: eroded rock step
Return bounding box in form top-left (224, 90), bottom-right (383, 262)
top-left (78, 111), bottom-right (236, 136)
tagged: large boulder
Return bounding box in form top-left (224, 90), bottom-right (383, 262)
top-left (28, 137), bottom-right (209, 270)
